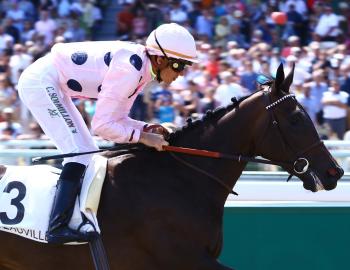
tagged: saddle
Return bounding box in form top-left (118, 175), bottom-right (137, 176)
top-left (0, 155), bottom-right (107, 244)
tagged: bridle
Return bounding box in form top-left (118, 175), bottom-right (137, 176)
top-left (262, 90), bottom-right (323, 177)
top-left (169, 90), bottom-right (324, 194)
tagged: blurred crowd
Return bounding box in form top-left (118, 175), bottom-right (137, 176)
top-left (1, 0), bottom-right (350, 147)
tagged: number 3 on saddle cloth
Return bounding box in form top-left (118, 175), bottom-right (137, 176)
top-left (0, 155), bottom-right (107, 244)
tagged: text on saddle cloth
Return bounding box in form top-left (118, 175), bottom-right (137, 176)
top-left (0, 155), bottom-right (107, 243)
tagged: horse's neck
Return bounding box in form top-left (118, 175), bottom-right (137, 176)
top-left (172, 96), bottom-right (262, 201)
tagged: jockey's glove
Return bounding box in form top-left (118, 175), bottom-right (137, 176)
top-left (139, 131), bottom-right (169, 151)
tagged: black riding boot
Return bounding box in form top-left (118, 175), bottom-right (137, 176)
top-left (46, 162), bottom-right (92, 244)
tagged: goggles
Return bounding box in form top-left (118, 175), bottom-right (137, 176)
top-left (154, 31), bottom-right (192, 73)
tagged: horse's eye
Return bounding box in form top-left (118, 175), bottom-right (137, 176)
top-left (290, 113), bottom-right (303, 125)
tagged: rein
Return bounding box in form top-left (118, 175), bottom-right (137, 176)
top-left (163, 145), bottom-right (291, 167)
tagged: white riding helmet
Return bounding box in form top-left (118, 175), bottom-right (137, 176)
top-left (146, 23), bottom-right (198, 63)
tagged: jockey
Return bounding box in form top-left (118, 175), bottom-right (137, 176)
top-left (17, 23), bottom-right (198, 244)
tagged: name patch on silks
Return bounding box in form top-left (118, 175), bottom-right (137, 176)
top-left (0, 155), bottom-right (107, 244)
top-left (1, 227), bottom-right (47, 242)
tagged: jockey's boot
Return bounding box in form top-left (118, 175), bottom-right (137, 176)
top-left (46, 162), bottom-right (92, 244)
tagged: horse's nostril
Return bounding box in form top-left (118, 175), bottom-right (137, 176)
top-left (328, 168), bottom-right (338, 176)
top-left (327, 167), bottom-right (344, 179)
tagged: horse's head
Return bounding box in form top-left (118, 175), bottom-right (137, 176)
top-left (254, 63), bottom-right (343, 192)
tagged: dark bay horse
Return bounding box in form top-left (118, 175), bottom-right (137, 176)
top-left (0, 64), bottom-right (343, 269)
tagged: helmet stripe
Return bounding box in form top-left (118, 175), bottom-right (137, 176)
top-left (147, 45), bottom-right (197, 61)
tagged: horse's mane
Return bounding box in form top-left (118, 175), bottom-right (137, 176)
top-left (168, 93), bottom-right (254, 143)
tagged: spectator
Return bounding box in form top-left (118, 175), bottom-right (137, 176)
top-left (169, 2), bottom-right (188, 24)
top-left (4, 17), bottom-right (20, 45)
top-left (214, 16), bottom-right (230, 48)
top-left (21, 20), bottom-right (36, 44)
top-left (282, 0), bottom-right (308, 19)
top-left (0, 75), bottom-right (17, 111)
top-left (284, 55), bottom-right (311, 85)
top-left (155, 94), bottom-right (175, 124)
top-left (269, 47), bottom-right (282, 75)
top-left (227, 22), bottom-right (248, 49)
top-left (281, 35), bottom-right (300, 58)
top-left (116, 3), bottom-right (134, 40)
top-left (151, 84), bottom-right (173, 121)
top-left (132, 9), bottom-right (148, 39)
top-left (255, 17), bottom-right (273, 43)
top-left (225, 48), bottom-right (244, 69)
top-left (0, 54), bottom-right (10, 75)
top-left (0, 25), bottom-right (14, 54)
top-left (130, 92), bottom-right (148, 122)
top-left (322, 79), bottom-right (349, 139)
top-left (19, 0), bottom-right (37, 22)
top-left (205, 49), bottom-right (220, 80)
top-left (308, 69), bottom-right (328, 125)
top-left (5, 1), bottom-right (25, 32)
top-left (0, 107), bottom-right (22, 139)
top-left (145, 3), bottom-right (164, 34)
top-left (296, 82), bottom-right (318, 125)
top-left (187, 1), bottom-right (201, 29)
top-left (39, 0), bottom-right (56, 11)
top-left (179, 80), bottom-right (200, 118)
top-left (340, 64), bottom-right (350, 104)
top-left (71, 0), bottom-right (98, 39)
top-left (239, 60), bottom-right (258, 93)
top-left (314, 5), bottom-right (340, 43)
top-left (214, 71), bottom-right (246, 107)
top-left (195, 9), bottom-right (214, 41)
top-left (199, 86), bottom-right (216, 114)
top-left (285, 3), bottom-right (304, 40)
top-left (68, 19), bottom-right (86, 42)
top-left (338, 2), bottom-right (350, 40)
top-left (34, 9), bottom-right (57, 47)
top-left (212, 0), bottom-right (227, 18)
top-left (58, 0), bottom-right (71, 18)
top-left (17, 121), bottom-right (47, 140)
top-left (9, 44), bottom-right (32, 85)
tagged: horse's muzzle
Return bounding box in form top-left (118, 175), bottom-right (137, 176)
top-left (323, 166), bottom-right (344, 191)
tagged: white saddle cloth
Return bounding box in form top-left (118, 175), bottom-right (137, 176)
top-left (0, 155), bottom-right (107, 243)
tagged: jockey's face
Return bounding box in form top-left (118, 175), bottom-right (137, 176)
top-left (153, 56), bottom-right (185, 84)
top-left (160, 60), bottom-right (185, 84)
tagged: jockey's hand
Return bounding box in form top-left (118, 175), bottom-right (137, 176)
top-left (143, 124), bottom-right (170, 139)
top-left (139, 131), bottom-right (169, 151)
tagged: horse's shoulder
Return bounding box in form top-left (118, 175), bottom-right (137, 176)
top-left (106, 153), bottom-right (135, 178)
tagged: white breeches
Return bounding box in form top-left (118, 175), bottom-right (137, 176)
top-left (17, 54), bottom-right (99, 165)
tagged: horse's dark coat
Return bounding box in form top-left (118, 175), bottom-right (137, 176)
top-left (0, 64), bottom-right (343, 270)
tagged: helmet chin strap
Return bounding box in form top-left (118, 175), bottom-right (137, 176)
top-left (147, 52), bottom-right (163, 83)
top-left (156, 68), bottom-right (162, 83)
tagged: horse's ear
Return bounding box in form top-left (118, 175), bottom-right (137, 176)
top-left (280, 63), bottom-right (295, 93)
top-left (271, 63), bottom-right (285, 95)
top-left (275, 63), bottom-right (285, 86)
